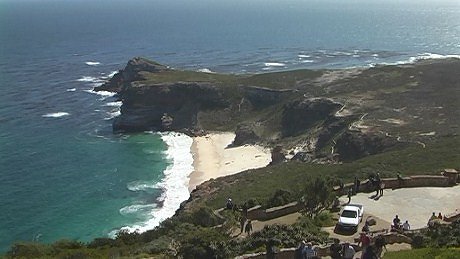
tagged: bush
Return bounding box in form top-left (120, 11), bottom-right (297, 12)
top-left (266, 189), bottom-right (294, 208)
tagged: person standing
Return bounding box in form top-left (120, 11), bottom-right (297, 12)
top-left (402, 220), bottom-right (411, 231)
top-left (347, 188), bottom-right (353, 204)
top-left (239, 216), bottom-right (246, 234)
top-left (244, 220), bottom-right (253, 236)
top-left (358, 232), bottom-right (371, 256)
top-left (342, 242), bottom-right (355, 259)
top-left (329, 239), bottom-right (342, 259)
top-left (304, 242), bottom-right (317, 259)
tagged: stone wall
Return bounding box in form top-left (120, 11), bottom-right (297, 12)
top-left (246, 202), bottom-right (303, 221)
top-left (335, 174), bottom-right (454, 196)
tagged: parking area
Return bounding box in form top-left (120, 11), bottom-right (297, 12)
top-left (339, 185), bottom-right (460, 230)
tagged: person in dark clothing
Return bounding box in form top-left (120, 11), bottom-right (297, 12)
top-left (375, 234), bottom-right (387, 257)
top-left (329, 239), bottom-right (342, 259)
top-left (294, 241), bottom-right (305, 259)
top-left (347, 188), bottom-right (353, 204)
top-left (239, 216), bottom-right (246, 233)
top-left (245, 220), bottom-right (253, 236)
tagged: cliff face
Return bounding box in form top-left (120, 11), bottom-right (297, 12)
top-left (96, 57), bottom-right (460, 163)
top-left (114, 82), bottom-right (229, 133)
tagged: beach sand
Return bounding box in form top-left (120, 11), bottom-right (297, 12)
top-left (188, 132), bottom-right (271, 191)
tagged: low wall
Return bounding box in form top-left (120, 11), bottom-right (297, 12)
top-left (246, 202), bottom-right (303, 221)
top-left (335, 174), bottom-right (454, 196)
top-left (236, 233), bottom-right (411, 259)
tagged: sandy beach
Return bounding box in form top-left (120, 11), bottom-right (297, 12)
top-left (188, 132), bottom-right (272, 191)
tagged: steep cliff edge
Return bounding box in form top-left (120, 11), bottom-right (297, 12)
top-left (96, 57), bottom-right (460, 162)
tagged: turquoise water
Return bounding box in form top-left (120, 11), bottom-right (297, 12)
top-left (0, 0), bottom-right (459, 253)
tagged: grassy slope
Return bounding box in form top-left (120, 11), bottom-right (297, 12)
top-left (202, 135), bottom-right (460, 209)
top-left (384, 248), bottom-right (460, 259)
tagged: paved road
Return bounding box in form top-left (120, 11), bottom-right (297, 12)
top-left (340, 185), bottom-right (460, 229)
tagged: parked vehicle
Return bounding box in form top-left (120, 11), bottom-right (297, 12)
top-left (336, 204), bottom-right (364, 232)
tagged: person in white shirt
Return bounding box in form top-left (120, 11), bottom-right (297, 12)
top-left (402, 220), bottom-right (411, 231)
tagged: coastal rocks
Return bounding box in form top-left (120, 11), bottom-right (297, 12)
top-left (114, 82), bottom-right (229, 133)
top-left (231, 124), bottom-right (261, 147)
top-left (270, 146), bottom-right (286, 165)
top-left (281, 98), bottom-right (343, 137)
top-left (95, 57), bottom-right (169, 93)
top-left (244, 86), bottom-right (293, 109)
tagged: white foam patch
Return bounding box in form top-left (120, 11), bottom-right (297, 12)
top-left (42, 112), bottom-right (70, 118)
top-left (66, 88), bottom-right (76, 92)
top-left (85, 61), bottom-right (101, 66)
top-left (298, 54), bottom-right (311, 58)
top-left (77, 76), bottom-right (102, 83)
top-left (104, 110), bottom-right (121, 120)
top-left (113, 132), bottom-right (194, 235)
top-left (301, 60), bottom-right (315, 63)
top-left (84, 89), bottom-right (116, 99)
top-left (104, 101), bottom-right (122, 107)
top-left (100, 71), bottom-right (119, 79)
top-left (264, 62), bottom-right (286, 67)
top-left (119, 204), bottom-right (157, 216)
top-left (380, 53), bottom-right (460, 66)
top-left (127, 181), bottom-right (158, 192)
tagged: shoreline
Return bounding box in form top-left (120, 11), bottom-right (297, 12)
top-left (188, 132), bottom-right (272, 192)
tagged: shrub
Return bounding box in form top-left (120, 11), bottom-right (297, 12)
top-left (266, 189), bottom-right (293, 208)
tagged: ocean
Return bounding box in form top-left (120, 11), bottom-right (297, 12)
top-left (0, 0), bottom-right (459, 253)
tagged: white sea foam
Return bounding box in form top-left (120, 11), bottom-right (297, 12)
top-left (100, 71), bottom-right (119, 79)
top-left (301, 59), bottom-right (314, 63)
top-left (264, 62), bottom-right (286, 67)
top-left (114, 132), bottom-right (194, 235)
top-left (104, 101), bottom-right (122, 107)
top-left (119, 204), bottom-right (157, 216)
top-left (377, 53), bottom-right (460, 67)
top-left (197, 68), bottom-right (215, 73)
top-left (85, 61), bottom-right (101, 66)
top-left (298, 54), bottom-right (311, 58)
top-left (126, 181), bottom-right (158, 192)
top-left (104, 110), bottom-right (121, 120)
top-left (42, 112), bottom-right (70, 118)
top-left (84, 89), bottom-right (116, 99)
top-left (77, 76), bottom-right (102, 83)
top-left (66, 88), bottom-right (76, 92)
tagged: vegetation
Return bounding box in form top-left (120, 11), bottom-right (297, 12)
top-left (384, 248), bottom-right (460, 259)
top-left (199, 135), bottom-right (460, 210)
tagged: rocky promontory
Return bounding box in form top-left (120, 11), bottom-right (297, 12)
top-left (97, 57), bottom-right (460, 162)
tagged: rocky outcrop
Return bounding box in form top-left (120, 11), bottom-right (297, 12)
top-left (270, 146), bottom-right (286, 165)
top-left (95, 57), bottom-right (169, 93)
top-left (335, 130), bottom-right (399, 161)
top-left (113, 82), bottom-right (229, 133)
top-left (244, 86), bottom-right (292, 109)
top-left (281, 98), bottom-right (343, 137)
top-left (231, 124), bottom-right (261, 147)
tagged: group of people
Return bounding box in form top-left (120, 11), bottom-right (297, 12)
top-left (329, 239), bottom-right (356, 259)
top-left (294, 241), bottom-right (320, 259)
top-left (369, 173), bottom-right (384, 197)
top-left (391, 215), bottom-right (411, 232)
top-left (428, 212), bottom-right (444, 227)
top-left (391, 215), bottom-right (410, 232)
top-left (226, 198), bottom-right (253, 236)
